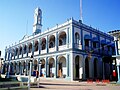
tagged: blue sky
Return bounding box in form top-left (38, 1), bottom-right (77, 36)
top-left (0, 0), bottom-right (120, 57)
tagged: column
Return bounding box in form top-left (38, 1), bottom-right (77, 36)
top-left (80, 28), bottom-right (83, 49)
top-left (102, 61), bottom-right (105, 79)
top-left (20, 62), bottom-right (22, 75)
top-left (46, 57), bottom-right (48, 77)
top-left (16, 62), bottom-right (18, 75)
top-left (72, 26), bottom-right (74, 48)
top-left (117, 65), bottom-right (120, 83)
top-left (55, 32), bottom-right (58, 51)
top-left (66, 54), bottom-right (69, 77)
top-left (55, 55), bottom-right (57, 78)
top-left (90, 32), bottom-right (92, 51)
top-left (26, 43), bottom-right (29, 56)
top-left (46, 36), bottom-right (48, 53)
top-left (26, 61), bottom-right (28, 76)
top-left (38, 38), bottom-right (41, 54)
top-left (44, 58), bottom-right (47, 77)
top-left (67, 28), bottom-right (69, 48)
top-left (32, 40), bottom-right (34, 56)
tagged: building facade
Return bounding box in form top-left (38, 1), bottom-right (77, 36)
top-left (108, 30), bottom-right (120, 83)
top-left (2, 8), bottom-right (115, 81)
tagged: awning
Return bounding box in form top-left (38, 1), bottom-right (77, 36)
top-left (84, 35), bottom-right (91, 40)
top-left (101, 40), bottom-right (106, 44)
top-left (92, 37), bottom-right (99, 42)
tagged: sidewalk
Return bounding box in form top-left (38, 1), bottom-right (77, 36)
top-left (30, 78), bottom-right (120, 90)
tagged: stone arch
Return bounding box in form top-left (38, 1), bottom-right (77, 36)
top-left (59, 31), bottom-right (66, 46)
top-left (58, 56), bottom-right (66, 78)
top-left (40, 59), bottom-right (45, 77)
top-left (34, 40), bottom-right (39, 52)
top-left (48, 57), bottom-right (55, 77)
top-left (41, 38), bottom-right (46, 50)
top-left (94, 58), bottom-right (98, 78)
top-left (49, 35), bottom-right (55, 48)
top-left (19, 46), bottom-right (22, 55)
top-left (75, 32), bottom-right (80, 44)
top-left (15, 48), bottom-right (18, 56)
top-left (34, 59), bottom-right (38, 70)
top-left (28, 43), bottom-right (32, 53)
top-left (23, 44), bottom-right (27, 54)
top-left (85, 57), bottom-right (89, 79)
top-left (75, 55), bottom-right (79, 79)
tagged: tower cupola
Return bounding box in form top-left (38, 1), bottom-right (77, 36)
top-left (33, 7), bottom-right (42, 35)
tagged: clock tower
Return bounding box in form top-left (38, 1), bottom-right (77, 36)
top-left (33, 7), bottom-right (42, 35)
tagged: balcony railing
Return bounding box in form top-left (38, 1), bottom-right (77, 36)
top-left (85, 46), bottom-right (91, 52)
top-left (58, 45), bottom-right (67, 51)
top-left (49, 47), bottom-right (56, 53)
top-left (75, 44), bottom-right (82, 50)
top-left (41, 49), bottom-right (47, 54)
top-left (28, 52), bottom-right (32, 57)
top-left (23, 53), bottom-right (27, 57)
top-left (19, 54), bottom-right (22, 58)
top-left (34, 50), bottom-right (39, 56)
top-left (93, 48), bottom-right (99, 54)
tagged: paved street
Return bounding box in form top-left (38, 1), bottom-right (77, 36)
top-left (30, 78), bottom-right (120, 90)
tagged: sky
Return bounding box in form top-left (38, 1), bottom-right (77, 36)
top-left (0, 0), bottom-right (120, 57)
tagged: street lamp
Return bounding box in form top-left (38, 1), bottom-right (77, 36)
top-left (37, 60), bottom-right (42, 88)
top-left (28, 56), bottom-right (33, 90)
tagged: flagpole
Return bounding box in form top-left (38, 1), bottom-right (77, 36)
top-left (80, 0), bottom-right (83, 22)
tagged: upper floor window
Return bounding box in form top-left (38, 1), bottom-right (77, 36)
top-left (59, 31), bottom-right (66, 46)
top-left (24, 45), bottom-right (27, 54)
top-left (34, 40), bottom-right (38, 51)
top-left (19, 46), bottom-right (22, 55)
top-left (41, 38), bottom-right (46, 50)
top-left (49, 35), bottom-right (55, 48)
top-left (75, 32), bottom-right (80, 44)
top-left (85, 40), bottom-right (89, 46)
top-left (28, 43), bottom-right (32, 53)
top-left (93, 42), bottom-right (97, 48)
top-left (15, 48), bottom-right (18, 56)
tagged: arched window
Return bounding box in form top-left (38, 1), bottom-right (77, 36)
top-left (49, 35), bottom-right (55, 48)
top-left (19, 46), bottom-right (22, 55)
top-left (15, 48), bottom-right (18, 56)
top-left (59, 31), bottom-right (66, 46)
top-left (28, 43), bottom-right (32, 53)
top-left (75, 32), bottom-right (80, 44)
top-left (34, 40), bottom-right (38, 52)
top-left (41, 38), bottom-right (46, 50)
top-left (23, 45), bottom-right (27, 54)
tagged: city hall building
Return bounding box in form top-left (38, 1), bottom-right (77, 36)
top-left (1, 8), bottom-right (116, 81)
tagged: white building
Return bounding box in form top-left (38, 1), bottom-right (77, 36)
top-left (108, 30), bottom-right (120, 83)
top-left (2, 8), bottom-right (115, 81)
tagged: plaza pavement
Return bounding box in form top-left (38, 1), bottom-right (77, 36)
top-left (30, 78), bottom-right (120, 90)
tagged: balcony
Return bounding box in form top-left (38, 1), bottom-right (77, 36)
top-left (75, 44), bottom-right (82, 50)
top-left (108, 51), bottom-right (112, 56)
top-left (23, 53), bottom-right (27, 57)
top-left (15, 55), bottom-right (18, 59)
top-left (100, 50), bottom-right (108, 56)
top-left (58, 45), bottom-right (67, 51)
top-left (41, 49), bottom-right (47, 54)
top-left (49, 47), bottom-right (56, 53)
top-left (28, 52), bottom-right (32, 57)
top-left (93, 48), bottom-right (99, 54)
top-left (84, 46), bottom-right (91, 52)
top-left (19, 54), bottom-right (22, 58)
top-left (34, 51), bottom-right (39, 56)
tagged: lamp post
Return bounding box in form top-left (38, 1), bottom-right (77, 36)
top-left (28, 58), bottom-right (33, 90)
top-left (38, 60), bottom-right (42, 88)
